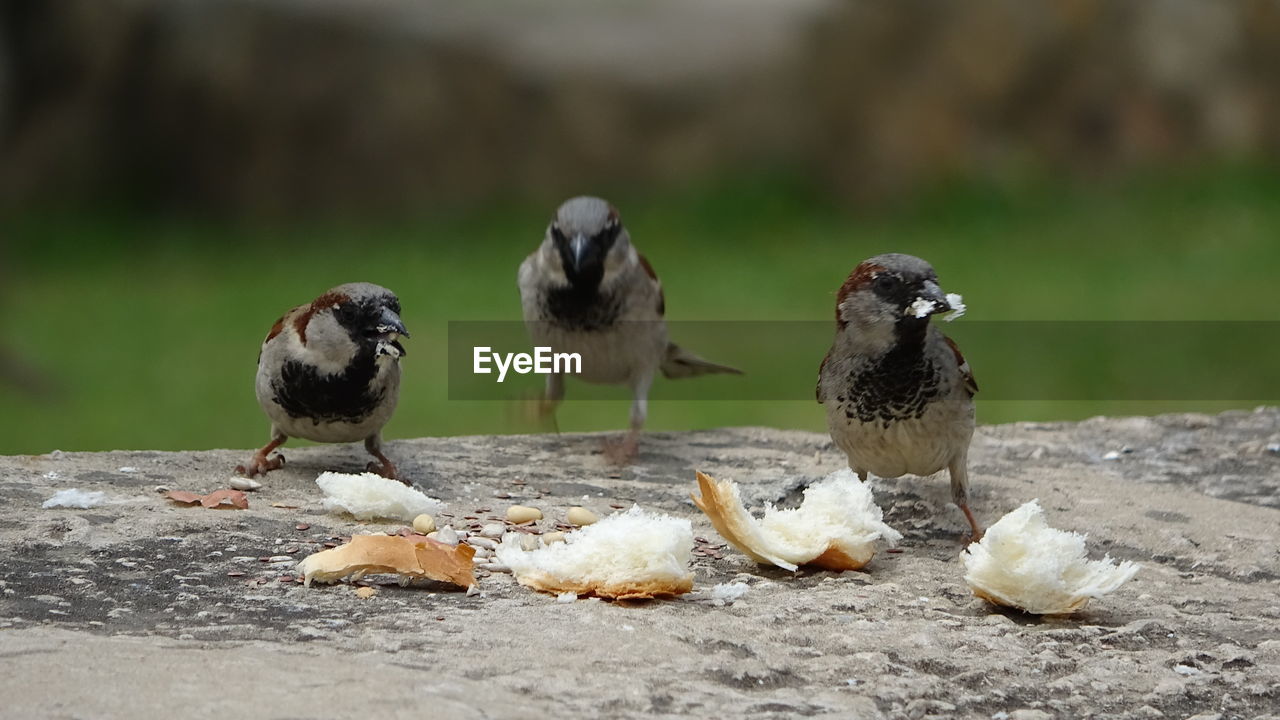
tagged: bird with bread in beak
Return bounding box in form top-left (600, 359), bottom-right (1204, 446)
top-left (236, 282), bottom-right (410, 483)
top-left (817, 253), bottom-right (982, 539)
top-left (518, 196), bottom-right (741, 463)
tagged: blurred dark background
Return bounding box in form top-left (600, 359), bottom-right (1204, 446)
top-left (2, 0), bottom-right (1278, 454)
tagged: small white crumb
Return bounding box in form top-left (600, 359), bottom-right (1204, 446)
top-left (907, 298), bottom-right (936, 318)
top-left (556, 591), bottom-right (578, 603)
top-left (844, 678), bottom-right (859, 687)
top-left (42, 489), bottom-right (107, 509)
top-left (43, 472), bottom-right (60, 480)
top-left (621, 624), bottom-right (635, 632)
top-left (118, 467), bottom-right (138, 473)
top-left (709, 581), bottom-right (750, 606)
top-left (1102, 451), bottom-right (1122, 461)
top-left (942, 293), bottom-right (966, 322)
top-left (1173, 664), bottom-right (1201, 676)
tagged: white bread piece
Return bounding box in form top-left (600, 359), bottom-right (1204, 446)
top-left (962, 499), bottom-right (1139, 615)
top-left (692, 469), bottom-right (901, 572)
top-left (315, 471), bottom-right (444, 522)
top-left (495, 506), bottom-right (694, 600)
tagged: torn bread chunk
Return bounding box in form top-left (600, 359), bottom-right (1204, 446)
top-left (962, 500), bottom-right (1139, 615)
top-left (942, 292), bottom-right (966, 322)
top-left (495, 506), bottom-right (694, 600)
top-left (315, 471), bottom-right (444, 522)
top-left (297, 534), bottom-right (476, 588)
top-left (692, 469), bottom-right (901, 572)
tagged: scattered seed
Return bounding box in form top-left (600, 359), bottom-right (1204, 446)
top-left (258, 556), bottom-right (271, 562)
top-left (487, 563), bottom-right (512, 574)
top-left (542, 531), bottom-right (566, 545)
top-left (355, 586), bottom-right (378, 599)
top-left (295, 523), bottom-right (310, 531)
top-left (229, 477), bottom-right (262, 492)
top-left (412, 514), bottom-right (436, 534)
top-left (479, 523), bottom-right (505, 539)
top-left (494, 492), bottom-right (510, 499)
top-left (284, 546), bottom-right (300, 554)
top-left (279, 575), bottom-right (294, 583)
top-left (323, 542), bottom-right (338, 549)
top-left (506, 506), bottom-right (543, 524)
top-left (566, 507), bottom-right (598, 526)
top-left (226, 571), bottom-right (245, 577)
top-left (468, 537), bottom-right (498, 551)
top-left (886, 548), bottom-right (904, 554)
top-left (609, 503), bottom-right (625, 509)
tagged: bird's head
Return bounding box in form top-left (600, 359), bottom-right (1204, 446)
top-left (298, 282), bottom-right (409, 362)
top-left (542, 196), bottom-right (631, 290)
top-left (835, 253), bottom-right (952, 332)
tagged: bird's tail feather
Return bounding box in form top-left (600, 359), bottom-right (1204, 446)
top-left (660, 343), bottom-right (743, 379)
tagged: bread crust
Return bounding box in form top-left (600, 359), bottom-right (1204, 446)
top-left (298, 534), bottom-right (476, 588)
top-left (513, 570), bottom-right (693, 600)
top-left (692, 471), bottom-right (875, 572)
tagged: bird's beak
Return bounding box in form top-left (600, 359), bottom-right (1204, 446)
top-left (916, 280), bottom-right (951, 315)
top-left (375, 306), bottom-right (409, 339)
top-left (569, 233), bottom-right (589, 272)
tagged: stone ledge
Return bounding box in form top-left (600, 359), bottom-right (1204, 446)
top-left (1, 410), bottom-right (1278, 718)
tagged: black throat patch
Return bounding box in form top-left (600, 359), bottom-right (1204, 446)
top-left (843, 326), bottom-right (942, 424)
top-left (544, 284), bottom-right (622, 332)
top-left (272, 347), bottom-right (386, 424)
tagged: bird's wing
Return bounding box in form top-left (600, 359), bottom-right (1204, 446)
top-left (943, 335), bottom-right (978, 396)
top-left (816, 349), bottom-right (831, 403)
top-left (636, 253), bottom-right (665, 317)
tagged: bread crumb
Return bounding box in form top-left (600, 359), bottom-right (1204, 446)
top-left (315, 471), bottom-right (444, 522)
top-left (42, 489), bottom-right (107, 509)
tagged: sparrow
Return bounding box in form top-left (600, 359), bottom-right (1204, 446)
top-left (518, 196), bottom-right (741, 463)
top-left (236, 282), bottom-right (410, 483)
top-left (816, 253), bottom-right (983, 539)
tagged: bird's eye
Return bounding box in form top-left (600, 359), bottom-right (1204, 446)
top-left (873, 274), bottom-right (900, 292)
top-left (550, 225), bottom-right (567, 244)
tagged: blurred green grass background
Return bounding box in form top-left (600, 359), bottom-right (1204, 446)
top-left (2, 165), bottom-right (1277, 455)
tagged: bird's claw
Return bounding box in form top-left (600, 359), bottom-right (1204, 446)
top-left (602, 434), bottom-right (639, 466)
top-left (366, 459), bottom-right (406, 485)
top-left (236, 452), bottom-right (285, 478)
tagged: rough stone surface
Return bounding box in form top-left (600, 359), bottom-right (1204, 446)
top-left (2, 409), bottom-right (1279, 719)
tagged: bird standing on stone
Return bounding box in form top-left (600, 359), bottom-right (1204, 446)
top-left (236, 282), bottom-right (409, 483)
top-left (816, 253), bottom-right (982, 539)
top-left (518, 196), bottom-right (741, 463)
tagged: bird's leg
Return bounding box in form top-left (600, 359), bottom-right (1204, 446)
top-left (364, 433), bottom-right (404, 484)
top-left (236, 428), bottom-right (287, 478)
top-left (949, 456), bottom-right (983, 542)
top-left (541, 372), bottom-right (564, 433)
top-left (604, 373), bottom-right (651, 465)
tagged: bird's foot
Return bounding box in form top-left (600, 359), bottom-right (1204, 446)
top-left (235, 451), bottom-right (285, 478)
top-left (366, 458), bottom-right (406, 485)
top-left (602, 433), bottom-right (639, 466)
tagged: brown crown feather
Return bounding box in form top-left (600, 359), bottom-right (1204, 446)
top-left (293, 290), bottom-right (351, 345)
top-left (833, 262), bottom-right (885, 328)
